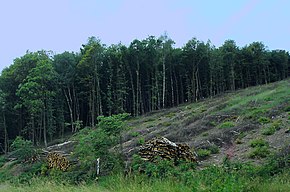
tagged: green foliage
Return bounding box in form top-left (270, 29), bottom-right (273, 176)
top-left (207, 144), bottom-right (220, 154)
top-left (258, 116), bottom-right (271, 124)
top-left (249, 138), bottom-right (270, 159)
top-left (249, 146), bottom-right (270, 159)
top-left (261, 119), bottom-right (282, 136)
top-left (250, 138), bottom-right (269, 148)
top-left (196, 149), bottom-right (211, 159)
top-left (138, 137), bottom-right (145, 145)
top-left (209, 121), bottom-right (217, 126)
top-left (132, 155), bottom-right (196, 179)
top-left (262, 126), bottom-right (276, 135)
top-left (0, 155), bottom-right (7, 167)
top-left (72, 113), bottom-right (129, 180)
top-left (130, 131), bottom-right (140, 137)
top-left (10, 136), bottom-right (38, 161)
top-left (165, 112), bottom-right (176, 118)
top-left (97, 113), bottom-right (129, 137)
top-left (284, 105), bottom-right (290, 112)
top-left (217, 121), bottom-right (235, 129)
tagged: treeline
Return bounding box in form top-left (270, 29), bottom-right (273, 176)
top-left (0, 35), bottom-right (289, 152)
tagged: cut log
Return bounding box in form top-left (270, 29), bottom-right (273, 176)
top-left (138, 137), bottom-right (196, 162)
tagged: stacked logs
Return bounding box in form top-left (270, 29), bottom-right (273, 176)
top-left (47, 152), bottom-right (70, 171)
top-left (138, 137), bottom-right (196, 162)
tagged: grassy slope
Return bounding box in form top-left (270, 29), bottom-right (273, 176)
top-left (123, 79), bottom-right (290, 164)
top-left (1, 79), bottom-right (289, 192)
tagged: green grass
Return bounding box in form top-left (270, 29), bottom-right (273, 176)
top-left (197, 149), bottom-right (211, 159)
top-left (262, 127), bottom-right (276, 135)
top-left (217, 121), bottom-right (235, 129)
top-left (130, 131), bottom-right (140, 137)
top-left (258, 117), bottom-right (271, 124)
top-left (249, 146), bottom-right (271, 158)
top-left (221, 81), bottom-right (290, 120)
top-left (1, 167), bottom-right (289, 192)
top-left (250, 138), bottom-right (269, 148)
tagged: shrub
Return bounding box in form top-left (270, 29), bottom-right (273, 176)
top-left (218, 121), bottom-right (235, 129)
top-left (197, 149), bottom-right (211, 160)
top-left (130, 131), bottom-right (140, 137)
top-left (207, 144), bottom-right (220, 154)
top-left (284, 105), bottom-right (290, 112)
top-left (209, 121), bottom-right (217, 127)
top-left (138, 137), bottom-right (145, 145)
top-left (10, 136), bottom-right (38, 161)
top-left (262, 127), bottom-right (276, 135)
top-left (250, 138), bottom-right (268, 148)
top-left (0, 156), bottom-right (7, 167)
top-left (258, 117), bottom-right (271, 124)
top-left (249, 146), bottom-right (270, 159)
top-left (271, 120), bottom-right (282, 130)
top-left (72, 113), bottom-right (130, 180)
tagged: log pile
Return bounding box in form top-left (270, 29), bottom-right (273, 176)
top-left (43, 141), bottom-right (76, 171)
top-left (138, 137), bottom-right (196, 162)
top-left (47, 152), bottom-right (70, 171)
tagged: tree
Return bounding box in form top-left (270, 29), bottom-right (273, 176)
top-left (17, 53), bottom-right (57, 147)
top-left (0, 90), bottom-right (8, 153)
top-left (220, 40), bottom-right (238, 91)
top-left (54, 52), bottom-right (80, 133)
top-left (77, 37), bottom-right (105, 127)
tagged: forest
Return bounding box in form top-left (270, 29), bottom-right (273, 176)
top-left (0, 35), bottom-right (289, 152)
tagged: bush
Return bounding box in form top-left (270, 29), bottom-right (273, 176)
top-left (72, 113), bottom-right (130, 180)
top-left (262, 127), bottom-right (276, 135)
top-left (249, 146), bottom-right (270, 159)
top-left (250, 138), bottom-right (268, 148)
top-left (258, 117), bottom-right (271, 124)
top-left (132, 155), bottom-right (196, 179)
top-left (138, 137), bottom-right (145, 145)
top-left (10, 136), bottom-right (38, 161)
top-left (207, 144), bottom-right (220, 154)
top-left (197, 149), bottom-right (211, 160)
top-left (130, 131), bottom-right (140, 137)
top-left (271, 120), bottom-right (282, 130)
top-left (0, 156), bottom-right (7, 167)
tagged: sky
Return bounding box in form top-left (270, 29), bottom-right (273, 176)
top-left (0, 0), bottom-right (289, 72)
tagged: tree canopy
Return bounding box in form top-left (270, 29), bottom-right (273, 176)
top-left (0, 36), bottom-right (289, 152)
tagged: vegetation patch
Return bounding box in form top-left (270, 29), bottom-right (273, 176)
top-left (161, 122), bottom-right (172, 127)
top-left (130, 131), bottom-right (140, 137)
top-left (196, 149), bottom-right (211, 160)
top-left (138, 137), bottom-right (145, 145)
top-left (250, 138), bottom-right (269, 148)
top-left (165, 112), bottom-right (176, 118)
top-left (217, 121), bottom-right (235, 129)
top-left (249, 146), bottom-right (270, 158)
top-left (258, 117), bottom-right (271, 124)
top-left (262, 127), bottom-right (276, 135)
top-left (207, 144), bottom-right (220, 154)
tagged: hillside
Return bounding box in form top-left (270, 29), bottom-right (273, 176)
top-left (122, 79), bottom-right (290, 164)
top-left (0, 79), bottom-right (289, 192)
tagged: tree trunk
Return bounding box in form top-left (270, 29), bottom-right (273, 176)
top-left (3, 112), bottom-right (8, 154)
top-left (64, 88), bottom-right (74, 132)
top-left (162, 56), bottom-right (166, 108)
top-left (43, 109), bottom-right (47, 148)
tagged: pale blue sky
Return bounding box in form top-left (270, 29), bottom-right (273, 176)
top-left (0, 0), bottom-right (289, 72)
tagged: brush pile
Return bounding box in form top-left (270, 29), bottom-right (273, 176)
top-left (138, 137), bottom-right (196, 162)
